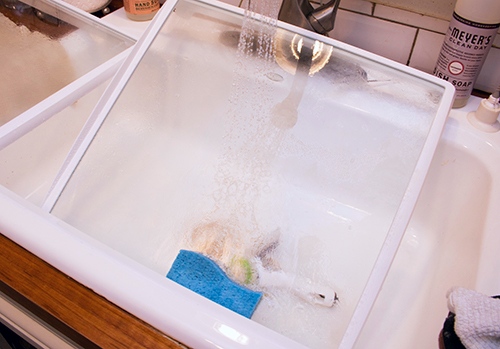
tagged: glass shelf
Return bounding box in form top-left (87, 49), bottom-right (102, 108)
top-left (0, 0), bottom-right (455, 348)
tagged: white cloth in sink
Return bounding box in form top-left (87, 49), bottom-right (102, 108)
top-left (447, 287), bottom-right (500, 349)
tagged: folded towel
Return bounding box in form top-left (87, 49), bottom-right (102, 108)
top-left (447, 287), bottom-right (500, 349)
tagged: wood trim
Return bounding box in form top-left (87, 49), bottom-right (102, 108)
top-left (0, 234), bottom-right (186, 349)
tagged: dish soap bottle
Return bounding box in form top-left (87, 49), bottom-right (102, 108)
top-left (433, 0), bottom-right (500, 108)
top-left (124, 0), bottom-right (160, 21)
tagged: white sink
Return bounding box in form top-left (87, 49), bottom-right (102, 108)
top-left (0, 0), bottom-right (455, 348)
top-left (356, 98), bottom-right (500, 348)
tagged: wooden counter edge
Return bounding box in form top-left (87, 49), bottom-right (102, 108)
top-left (0, 233), bottom-right (187, 349)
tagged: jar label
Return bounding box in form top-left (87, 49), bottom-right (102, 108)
top-left (124, 0), bottom-right (160, 15)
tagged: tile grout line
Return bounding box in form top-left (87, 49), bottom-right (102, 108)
top-left (407, 27), bottom-right (419, 66)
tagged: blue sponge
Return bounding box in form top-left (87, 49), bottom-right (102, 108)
top-left (166, 250), bottom-right (262, 318)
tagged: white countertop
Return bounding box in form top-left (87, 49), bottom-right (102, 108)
top-left (100, 8), bottom-right (151, 40)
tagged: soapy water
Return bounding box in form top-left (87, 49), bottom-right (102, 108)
top-left (185, 1), bottom-right (289, 279)
top-left (190, 0), bottom-right (285, 254)
top-left (179, 1), bottom-right (344, 347)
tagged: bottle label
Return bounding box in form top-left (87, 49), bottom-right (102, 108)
top-left (124, 0), bottom-right (160, 15)
top-left (433, 12), bottom-right (499, 99)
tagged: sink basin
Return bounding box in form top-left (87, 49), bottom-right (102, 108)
top-left (0, 0), bottom-right (454, 348)
top-left (356, 98), bottom-right (500, 348)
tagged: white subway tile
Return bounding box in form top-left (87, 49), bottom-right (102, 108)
top-left (374, 5), bottom-right (449, 33)
top-left (493, 31), bottom-right (500, 48)
top-left (409, 30), bottom-right (444, 74)
top-left (339, 0), bottom-right (373, 15)
top-left (331, 10), bottom-right (416, 64)
top-left (476, 48), bottom-right (500, 93)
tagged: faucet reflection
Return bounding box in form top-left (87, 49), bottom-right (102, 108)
top-left (278, 0), bottom-right (341, 35)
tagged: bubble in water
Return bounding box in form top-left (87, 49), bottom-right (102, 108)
top-left (265, 72), bottom-right (284, 82)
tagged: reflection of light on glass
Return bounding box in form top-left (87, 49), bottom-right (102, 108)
top-left (204, 340), bottom-right (224, 349)
top-left (291, 36), bottom-right (327, 64)
top-left (324, 198), bottom-right (371, 222)
top-left (214, 323), bottom-right (249, 345)
top-left (274, 31), bottom-right (333, 76)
